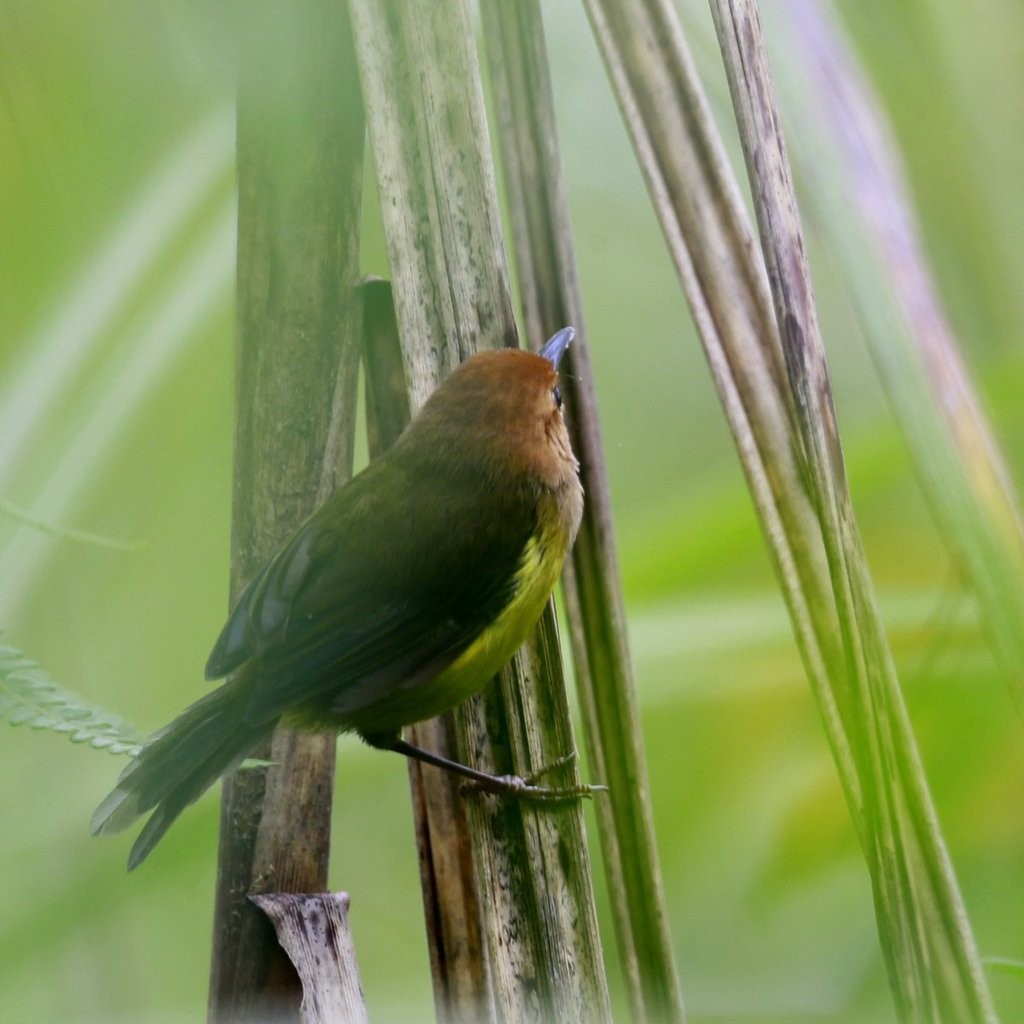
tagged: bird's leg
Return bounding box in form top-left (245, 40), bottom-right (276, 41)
top-left (385, 737), bottom-right (607, 801)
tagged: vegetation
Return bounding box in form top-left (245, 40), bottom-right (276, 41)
top-left (2, 1), bottom-right (1022, 1021)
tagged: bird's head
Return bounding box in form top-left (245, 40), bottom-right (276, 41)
top-left (405, 328), bottom-right (579, 492)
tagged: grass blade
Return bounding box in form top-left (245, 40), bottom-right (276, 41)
top-left (773, 0), bottom-right (1024, 696)
top-left (708, 1), bottom-right (997, 1018)
top-left (584, 0), bottom-right (998, 1016)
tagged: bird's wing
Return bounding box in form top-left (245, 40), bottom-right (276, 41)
top-left (204, 457), bottom-right (535, 720)
top-left (204, 461), bottom-right (408, 682)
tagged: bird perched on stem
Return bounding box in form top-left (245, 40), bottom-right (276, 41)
top-left (93, 327), bottom-right (601, 870)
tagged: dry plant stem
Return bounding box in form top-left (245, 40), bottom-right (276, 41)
top-left (584, 0), bottom-right (996, 1018)
top-left (779, 0), bottom-right (1024, 693)
top-left (251, 893), bottom-right (369, 1024)
top-left (581, 0), bottom-right (859, 816)
top-left (360, 278), bottom-right (491, 1023)
top-left (349, 3), bottom-right (610, 1020)
top-left (481, 3), bottom-right (684, 1022)
top-left (709, 1), bottom-right (997, 1020)
top-left (208, 0), bottom-right (363, 1020)
top-left (348, 0), bottom-right (516, 402)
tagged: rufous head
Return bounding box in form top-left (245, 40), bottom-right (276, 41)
top-left (405, 328), bottom-right (579, 492)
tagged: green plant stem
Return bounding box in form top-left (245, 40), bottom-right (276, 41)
top-left (584, 0), bottom-right (998, 1017)
top-left (207, 0), bottom-right (365, 1018)
top-left (775, 0), bottom-right (1024, 696)
top-left (481, 4), bottom-right (685, 1021)
top-left (708, 1), bottom-right (996, 1020)
top-left (349, 1), bottom-right (610, 1019)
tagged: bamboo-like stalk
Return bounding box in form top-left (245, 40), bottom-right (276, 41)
top-left (480, 4), bottom-right (684, 1022)
top-left (585, 0), bottom-right (998, 1018)
top-left (348, 2), bottom-right (610, 1020)
top-left (581, 0), bottom-right (854, 809)
top-left (709, 5), bottom-right (997, 1018)
top-left (208, 0), bottom-right (364, 1019)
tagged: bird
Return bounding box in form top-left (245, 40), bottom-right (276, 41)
top-left (92, 326), bottom-right (598, 870)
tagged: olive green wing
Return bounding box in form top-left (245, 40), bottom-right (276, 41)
top-left (205, 458), bottom-right (535, 722)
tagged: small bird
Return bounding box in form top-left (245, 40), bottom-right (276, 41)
top-left (93, 327), bottom-right (595, 869)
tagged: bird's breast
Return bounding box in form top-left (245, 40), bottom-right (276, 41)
top-left (341, 487), bottom-right (577, 737)
top-left (421, 503), bottom-right (571, 703)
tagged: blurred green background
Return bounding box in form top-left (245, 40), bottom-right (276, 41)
top-left (2, 1), bottom-right (1022, 1021)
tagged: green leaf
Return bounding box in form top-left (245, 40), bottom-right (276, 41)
top-left (0, 639), bottom-right (141, 757)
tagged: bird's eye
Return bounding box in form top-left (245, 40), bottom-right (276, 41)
top-left (553, 385), bottom-right (562, 409)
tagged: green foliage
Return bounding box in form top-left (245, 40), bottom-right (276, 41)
top-left (2, 0), bottom-right (1023, 1022)
top-left (0, 640), bottom-right (140, 756)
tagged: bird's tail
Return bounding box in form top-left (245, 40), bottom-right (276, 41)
top-left (91, 677), bottom-right (274, 870)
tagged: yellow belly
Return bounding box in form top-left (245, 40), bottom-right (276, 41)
top-left (343, 515), bottom-right (569, 738)
top-left (430, 533), bottom-right (562, 703)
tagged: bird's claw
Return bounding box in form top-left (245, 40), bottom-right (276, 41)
top-left (522, 748), bottom-right (579, 784)
top-left (460, 749), bottom-right (608, 802)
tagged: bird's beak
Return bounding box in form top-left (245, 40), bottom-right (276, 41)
top-left (540, 327), bottom-right (575, 368)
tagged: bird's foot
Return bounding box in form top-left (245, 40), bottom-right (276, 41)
top-left (386, 736), bottom-right (607, 802)
top-left (461, 749), bottom-right (608, 802)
